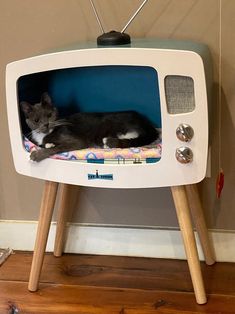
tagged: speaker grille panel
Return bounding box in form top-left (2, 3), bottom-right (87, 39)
top-left (164, 76), bottom-right (195, 114)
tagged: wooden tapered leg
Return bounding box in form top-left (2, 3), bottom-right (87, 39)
top-left (185, 184), bottom-right (215, 266)
top-left (171, 185), bottom-right (207, 305)
top-left (54, 183), bottom-right (73, 257)
top-left (28, 181), bottom-right (59, 292)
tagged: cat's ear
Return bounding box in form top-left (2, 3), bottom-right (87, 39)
top-left (41, 92), bottom-right (53, 107)
top-left (20, 101), bottom-right (32, 117)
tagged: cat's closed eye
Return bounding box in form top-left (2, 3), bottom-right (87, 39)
top-left (47, 113), bottom-right (52, 118)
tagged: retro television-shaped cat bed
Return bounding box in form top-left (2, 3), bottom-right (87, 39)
top-left (6, 33), bottom-right (214, 305)
top-left (6, 37), bottom-right (211, 189)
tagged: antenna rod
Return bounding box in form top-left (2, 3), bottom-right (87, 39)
top-left (89, 0), bottom-right (105, 34)
top-left (121, 0), bottom-right (149, 33)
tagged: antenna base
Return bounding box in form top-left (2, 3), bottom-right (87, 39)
top-left (97, 31), bottom-right (131, 46)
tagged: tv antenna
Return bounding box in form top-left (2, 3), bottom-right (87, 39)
top-left (89, 0), bottom-right (149, 46)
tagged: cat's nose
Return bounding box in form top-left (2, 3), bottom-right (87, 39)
top-left (45, 123), bottom-right (49, 128)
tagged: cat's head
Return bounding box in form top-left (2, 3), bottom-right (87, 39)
top-left (20, 93), bottom-right (58, 133)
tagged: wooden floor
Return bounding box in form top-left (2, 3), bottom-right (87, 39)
top-left (0, 252), bottom-right (235, 313)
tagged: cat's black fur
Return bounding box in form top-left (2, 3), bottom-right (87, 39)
top-left (20, 93), bottom-right (159, 162)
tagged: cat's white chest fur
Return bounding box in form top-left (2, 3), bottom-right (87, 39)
top-left (32, 131), bottom-right (47, 146)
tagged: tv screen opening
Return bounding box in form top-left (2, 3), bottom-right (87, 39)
top-left (17, 65), bottom-right (162, 165)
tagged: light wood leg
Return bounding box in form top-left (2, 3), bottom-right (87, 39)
top-left (171, 185), bottom-right (207, 305)
top-left (54, 183), bottom-right (73, 257)
top-left (185, 184), bottom-right (215, 266)
top-left (28, 181), bottom-right (59, 292)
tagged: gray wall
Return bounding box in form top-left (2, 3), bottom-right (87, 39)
top-left (0, 0), bottom-right (234, 229)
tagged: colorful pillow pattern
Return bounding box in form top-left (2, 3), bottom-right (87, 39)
top-left (23, 137), bottom-right (162, 164)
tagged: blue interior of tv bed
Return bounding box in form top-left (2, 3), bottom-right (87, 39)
top-left (17, 65), bottom-right (162, 132)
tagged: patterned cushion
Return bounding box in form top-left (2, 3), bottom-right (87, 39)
top-left (23, 136), bottom-right (162, 164)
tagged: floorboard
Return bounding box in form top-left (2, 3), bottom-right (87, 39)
top-left (0, 252), bottom-right (235, 313)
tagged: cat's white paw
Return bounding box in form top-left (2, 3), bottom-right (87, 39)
top-left (28, 154), bottom-right (36, 162)
top-left (28, 147), bottom-right (37, 162)
top-left (102, 137), bottom-right (109, 149)
top-left (45, 143), bottom-right (55, 148)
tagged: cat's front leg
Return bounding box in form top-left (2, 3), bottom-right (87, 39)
top-left (30, 142), bottom-right (81, 162)
top-left (30, 148), bottom-right (54, 162)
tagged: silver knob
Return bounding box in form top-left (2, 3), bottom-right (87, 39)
top-left (175, 147), bottom-right (193, 164)
top-left (176, 124), bottom-right (194, 142)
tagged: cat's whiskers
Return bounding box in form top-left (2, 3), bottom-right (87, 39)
top-left (26, 128), bottom-right (40, 139)
top-left (26, 122), bottom-right (69, 140)
top-left (52, 119), bottom-right (72, 127)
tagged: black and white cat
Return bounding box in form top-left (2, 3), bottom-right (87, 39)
top-left (20, 93), bottom-right (159, 162)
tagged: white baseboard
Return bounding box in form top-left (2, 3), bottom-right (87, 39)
top-left (0, 220), bottom-right (235, 262)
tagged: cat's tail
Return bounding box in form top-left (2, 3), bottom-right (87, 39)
top-left (105, 129), bottom-right (159, 149)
